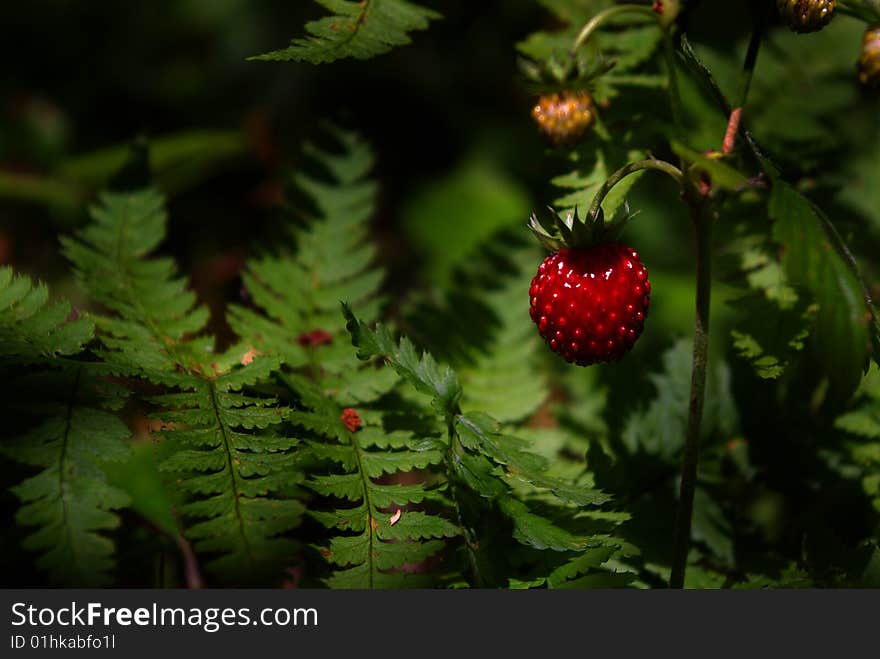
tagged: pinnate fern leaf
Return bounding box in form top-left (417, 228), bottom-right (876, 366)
top-left (2, 370), bottom-right (131, 586)
top-left (250, 0), bottom-right (441, 64)
top-left (0, 268), bottom-right (130, 585)
top-left (228, 130), bottom-right (451, 586)
top-left (63, 189), bottom-right (304, 583)
top-left (292, 381), bottom-right (455, 588)
top-left (228, 130), bottom-right (396, 407)
top-left (344, 307), bottom-right (618, 562)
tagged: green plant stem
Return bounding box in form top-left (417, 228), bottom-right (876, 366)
top-left (571, 5), bottom-right (658, 53)
top-left (587, 159), bottom-right (685, 221)
top-left (669, 200), bottom-right (712, 589)
top-left (737, 10), bottom-right (764, 109)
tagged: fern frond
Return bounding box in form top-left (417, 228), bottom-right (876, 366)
top-left (63, 189), bottom-right (304, 583)
top-left (228, 130), bottom-right (396, 407)
top-left (2, 367), bottom-right (131, 586)
top-left (62, 189), bottom-right (210, 384)
top-left (227, 130), bottom-right (455, 586)
top-left (250, 0), bottom-right (441, 64)
top-left (292, 381), bottom-right (456, 588)
top-left (344, 307), bottom-right (618, 563)
top-left (0, 268), bottom-right (130, 585)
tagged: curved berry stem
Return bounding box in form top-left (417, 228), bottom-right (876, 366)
top-left (570, 5), bottom-right (659, 53)
top-left (586, 159), bottom-right (685, 222)
top-left (669, 199), bottom-right (712, 589)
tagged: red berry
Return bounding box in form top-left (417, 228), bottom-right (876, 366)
top-left (529, 244), bottom-right (650, 366)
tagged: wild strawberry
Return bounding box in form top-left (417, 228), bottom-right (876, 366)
top-left (531, 91), bottom-right (597, 147)
top-left (529, 244), bottom-right (649, 365)
top-left (858, 25), bottom-right (880, 90)
top-left (776, 0), bottom-right (837, 33)
top-left (528, 208), bottom-right (649, 366)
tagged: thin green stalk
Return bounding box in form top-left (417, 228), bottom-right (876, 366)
top-left (738, 5), bottom-right (765, 109)
top-left (587, 159), bottom-right (685, 221)
top-left (571, 4), bottom-right (658, 53)
top-left (669, 201), bottom-right (712, 589)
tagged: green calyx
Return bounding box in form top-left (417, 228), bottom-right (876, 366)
top-left (528, 204), bottom-right (634, 252)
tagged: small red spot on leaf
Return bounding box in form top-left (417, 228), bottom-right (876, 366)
top-left (297, 329), bottom-right (333, 347)
top-left (341, 408), bottom-right (362, 432)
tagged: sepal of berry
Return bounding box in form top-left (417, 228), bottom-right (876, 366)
top-left (776, 0), bottom-right (837, 33)
top-left (858, 25), bottom-right (880, 89)
top-left (528, 203), bottom-right (635, 251)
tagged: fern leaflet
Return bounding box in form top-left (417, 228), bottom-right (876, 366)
top-left (250, 0), bottom-right (441, 64)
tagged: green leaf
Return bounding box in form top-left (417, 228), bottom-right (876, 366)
top-left (769, 181), bottom-right (873, 397)
top-left (228, 129), bottom-right (396, 406)
top-left (0, 267), bottom-right (94, 362)
top-left (671, 141), bottom-right (750, 191)
top-left (729, 294), bottom-right (810, 379)
top-left (498, 497), bottom-right (597, 552)
top-left (344, 306), bottom-right (462, 418)
top-left (64, 188), bottom-right (304, 583)
top-left (692, 487), bottom-right (734, 566)
top-left (623, 339), bottom-right (737, 461)
top-left (2, 368), bottom-right (131, 586)
top-left (250, 0), bottom-right (441, 64)
top-left (553, 147), bottom-right (647, 219)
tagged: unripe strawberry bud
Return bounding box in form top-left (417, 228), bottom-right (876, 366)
top-left (531, 91), bottom-right (597, 148)
top-left (858, 25), bottom-right (880, 89)
top-left (776, 0), bottom-right (837, 33)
